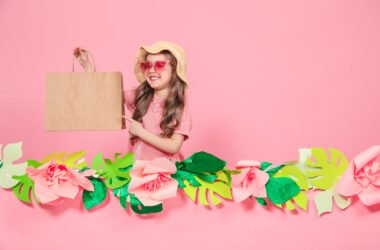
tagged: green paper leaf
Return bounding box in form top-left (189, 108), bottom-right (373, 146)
top-left (113, 183), bottom-right (130, 208)
top-left (178, 151), bottom-right (226, 173)
top-left (260, 162), bottom-right (273, 171)
top-left (99, 152), bottom-right (134, 189)
top-left (256, 197), bottom-right (268, 206)
top-left (305, 148), bottom-right (348, 190)
top-left (266, 164), bottom-right (285, 177)
top-left (273, 165), bottom-right (309, 211)
top-left (38, 151), bottom-right (87, 169)
top-left (83, 177), bottom-right (108, 210)
top-left (91, 153), bottom-right (105, 174)
top-left (266, 177), bottom-right (301, 205)
top-left (27, 160), bottom-right (42, 168)
top-left (130, 194), bottom-right (163, 214)
top-left (171, 170), bottom-right (202, 188)
top-left (183, 170), bottom-right (232, 206)
top-left (12, 174), bottom-right (37, 203)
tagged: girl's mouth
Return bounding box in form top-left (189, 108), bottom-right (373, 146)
top-left (149, 76), bottom-right (160, 81)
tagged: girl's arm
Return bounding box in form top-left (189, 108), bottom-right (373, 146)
top-left (127, 118), bottom-right (184, 154)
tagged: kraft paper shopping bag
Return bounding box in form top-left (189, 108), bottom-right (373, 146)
top-left (46, 51), bottom-right (125, 130)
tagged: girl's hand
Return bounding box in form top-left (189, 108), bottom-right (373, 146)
top-left (73, 47), bottom-right (94, 72)
top-left (126, 118), bottom-right (144, 137)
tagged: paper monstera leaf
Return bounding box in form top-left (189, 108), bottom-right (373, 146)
top-left (28, 151), bottom-right (87, 169)
top-left (305, 148), bottom-right (348, 190)
top-left (0, 142), bottom-right (28, 188)
top-left (183, 170), bottom-right (232, 206)
top-left (303, 148), bottom-right (351, 215)
top-left (94, 152), bottom-right (134, 189)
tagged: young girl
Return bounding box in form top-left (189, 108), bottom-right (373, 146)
top-left (73, 41), bottom-right (191, 162)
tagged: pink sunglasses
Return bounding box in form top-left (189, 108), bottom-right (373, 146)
top-left (140, 60), bottom-right (170, 73)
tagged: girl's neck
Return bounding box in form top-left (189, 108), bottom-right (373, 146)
top-left (154, 88), bottom-right (169, 100)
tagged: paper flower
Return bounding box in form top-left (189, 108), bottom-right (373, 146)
top-left (26, 161), bottom-right (95, 205)
top-left (336, 146), bottom-right (380, 206)
top-left (0, 142), bottom-right (28, 188)
top-left (232, 160), bottom-right (269, 202)
top-left (128, 158), bottom-right (178, 206)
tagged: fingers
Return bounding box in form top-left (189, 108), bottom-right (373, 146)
top-left (73, 47), bottom-right (87, 57)
top-left (123, 116), bottom-right (133, 122)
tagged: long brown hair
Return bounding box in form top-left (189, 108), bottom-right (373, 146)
top-left (130, 50), bottom-right (187, 145)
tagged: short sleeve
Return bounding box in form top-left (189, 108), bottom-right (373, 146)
top-left (174, 103), bottom-right (192, 141)
top-left (124, 87), bottom-right (137, 112)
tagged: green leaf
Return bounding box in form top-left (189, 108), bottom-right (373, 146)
top-left (130, 194), bottom-right (163, 214)
top-left (82, 177), bottom-right (108, 210)
top-left (91, 153), bottom-right (105, 174)
top-left (171, 170), bottom-right (202, 188)
top-left (256, 197), bottom-right (268, 206)
top-left (266, 164), bottom-right (286, 176)
top-left (38, 151), bottom-right (87, 169)
top-left (27, 160), bottom-right (42, 168)
top-left (12, 174), bottom-right (37, 203)
top-left (178, 151), bottom-right (226, 173)
top-left (266, 177), bottom-right (301, 205)
top-left (99, 152), bottom-right (134, 189)
top-left (273, 165), bottom-right (309, 210)
top-left (260, 162), bottom-right (273, 171)
top-left (183, 170), bottom-right (232, 206)
top-left (305, 148), bottom-right (348, 190)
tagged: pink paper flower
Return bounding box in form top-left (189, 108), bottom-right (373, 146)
top-left (26, 161), bottom-right (95, 205)
top-left (336, 146), bottom-right (380, 206)
top-left (232, 160), bottom-right (270, 202)
top-left (128, 158), bottom-right (178, 206)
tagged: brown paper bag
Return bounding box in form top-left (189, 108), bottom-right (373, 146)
top-left (46, 52), bottom-right (125, 131)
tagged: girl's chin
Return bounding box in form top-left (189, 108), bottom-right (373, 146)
top-left (148, 80), bottom-right (164, 89)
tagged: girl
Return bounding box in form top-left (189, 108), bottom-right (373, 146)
top-left (73, 41), bottom-right (191, 162)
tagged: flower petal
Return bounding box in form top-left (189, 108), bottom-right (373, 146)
top-left (231, 168), bottom-right (250, 187)
top-left (51, 181), bottom-right (79, 199)
top-left (143, 158), bottom-right (176, 174)
top-left (358, 184), bottom-right (380, 206)
top-left (336, 161), bottom-right (363, 197)
top-left (150, 180), bottom-right (178, 201)
top-left (69, 171), bottom-right (94, 191)
top-left (134, 190), bottom-right (162, 206)
top-left (128, 174), bottom-right (158, 191)
top-left (34, 181), bottom-right (60, 204)
top-left (236, 160), bottom-right (260, 168)
top-left (354, 146), bottom-right (380, 173)
top-left (232, 186), bottom-right (253, 203)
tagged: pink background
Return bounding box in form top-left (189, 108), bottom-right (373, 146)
top-left (1, 0), bottom-right (379, 249)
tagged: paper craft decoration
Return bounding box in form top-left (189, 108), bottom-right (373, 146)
top-left (0, 142), bottom-right (28, 188)
top-left (45, 53), bottom-right (125, 130)
top-left (1, 141), bottom-right (379, 216)
top-left (336, 146), bottom-right (380, 206)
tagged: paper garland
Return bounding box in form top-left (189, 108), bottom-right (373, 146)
top-left (0, 142), bottom-right (379, 215)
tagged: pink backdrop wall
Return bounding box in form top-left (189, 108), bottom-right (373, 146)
top-left (1, 0), bottom-right (379, 249)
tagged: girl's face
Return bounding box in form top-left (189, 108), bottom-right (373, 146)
top-left (143, 53), bottom-right (173, 91)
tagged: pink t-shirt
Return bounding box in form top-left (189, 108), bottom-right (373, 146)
top-left (124, 87), bottom-right (192, 162)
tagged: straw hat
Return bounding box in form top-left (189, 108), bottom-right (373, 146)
top-left (134, 40), bottom-right (188, 84)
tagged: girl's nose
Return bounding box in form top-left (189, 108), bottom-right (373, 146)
top-left (148, 66), bottom-right (156, 73)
